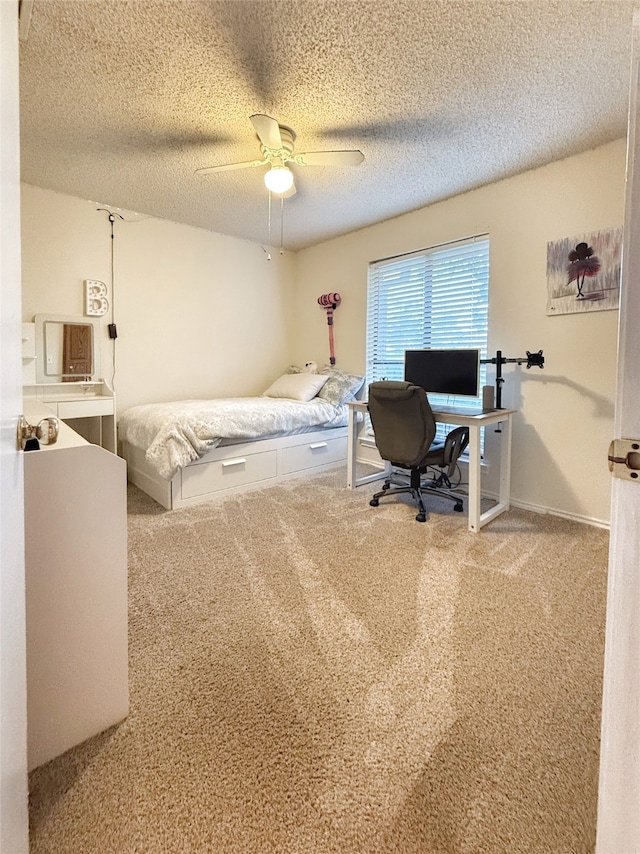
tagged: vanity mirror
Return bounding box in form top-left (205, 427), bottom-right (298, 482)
top-left (34, 314), bottom-right (101, 383)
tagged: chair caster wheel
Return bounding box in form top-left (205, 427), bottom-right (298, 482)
top-left (370, 498), bottom-right (379, 507)
top-left (454, 503), bottom-right (463, 512)
top-left (382, 483), bottom-right (391, 491)
top-left (416, 513), bottom-right (426, 523)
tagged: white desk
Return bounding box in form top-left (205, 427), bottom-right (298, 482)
top-left (346, 401), bottom-right (516, 533)
top-left (23, 379), bottom-right (116, 452)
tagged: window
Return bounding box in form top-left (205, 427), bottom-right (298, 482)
top-left (366, 234), bottom-right (489, 442)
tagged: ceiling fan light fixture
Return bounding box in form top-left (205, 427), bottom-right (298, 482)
top-left (264, 165), bottom-right (294, 194)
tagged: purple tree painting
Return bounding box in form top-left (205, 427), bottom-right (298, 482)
top-left (567, 241), bottom-right (601, 297)
top-left (546, 227), bottom-right (622, 315)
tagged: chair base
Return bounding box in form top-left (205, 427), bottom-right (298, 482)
top-left (369, 469), bottom-right (463, 522)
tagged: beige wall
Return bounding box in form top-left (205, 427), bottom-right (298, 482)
top-left (20, 185), bottom-right (295, 414)
top-left (292, 139), bottom-right (626, 525)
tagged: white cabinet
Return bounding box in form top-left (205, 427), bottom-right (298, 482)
top-left (23, 403), bottom-right (128, 770)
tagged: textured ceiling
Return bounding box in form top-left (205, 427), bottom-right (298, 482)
top-left (18, 0), bottom-right (639, 251)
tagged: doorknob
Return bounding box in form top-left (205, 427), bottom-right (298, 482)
top-left (17, 415), bottom-right (59, 451)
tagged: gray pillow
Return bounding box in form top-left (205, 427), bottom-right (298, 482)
top-left (316, 370), bottom-right (365, 405)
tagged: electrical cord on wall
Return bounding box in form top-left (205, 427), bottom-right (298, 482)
top-left (97, 207), bottom-right (123, 391)
top-left (96, 206), bottom-right (147, 391)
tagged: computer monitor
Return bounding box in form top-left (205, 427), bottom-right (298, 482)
top-left (404, 348), bottom-right (480, 397)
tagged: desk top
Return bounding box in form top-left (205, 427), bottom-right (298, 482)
top-left (24, 379), bottom-right (114, 402)
top-left (431, 404), bottom-right (516, 419)
top-left (348, 399), bottom-right (515, 423)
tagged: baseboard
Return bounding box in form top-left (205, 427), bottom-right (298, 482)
top-left (357, 435), bottom-right (610, 530)
top-left (357, 479), bottom-right (609, 529)
top-left (493, 494), bottom-right (610, 530)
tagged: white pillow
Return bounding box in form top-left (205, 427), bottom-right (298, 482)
top-left (262, 372), bottom-right (329, 401)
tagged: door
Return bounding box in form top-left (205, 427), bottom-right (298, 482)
top-left (61, 322), bottom-right (93, 380)
top-left (0, 1), bottom-right (29, 851)
top-left (596, 11), bottom-right (640, 852)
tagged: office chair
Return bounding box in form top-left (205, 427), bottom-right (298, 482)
top-left (367, 381), bottom-right (470, 523)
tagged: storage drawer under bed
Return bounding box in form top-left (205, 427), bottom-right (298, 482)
top-left (180, 449), bottom-right (278, 499)
top-left (281, 436), bottom-right (346, 474)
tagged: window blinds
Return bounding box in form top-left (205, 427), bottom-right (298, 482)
top-left (366, 235), bottom-right (490, 436)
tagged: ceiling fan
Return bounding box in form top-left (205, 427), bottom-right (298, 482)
top-left (195, 114), bottom-right (364, 196)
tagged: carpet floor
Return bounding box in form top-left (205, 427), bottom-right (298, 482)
top-left (29, 467), bottom-right (609, 853)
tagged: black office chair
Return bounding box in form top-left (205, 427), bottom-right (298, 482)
top-left (367, 381), bottom-right (470, 522)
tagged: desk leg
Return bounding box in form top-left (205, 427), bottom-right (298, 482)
top-left (347, 408), bottom-right (392, 490)
top-left (467, 424), bottom-right (482, 533)
top-left (347, 407), bottom-right (358, 489)
top-left (475, 414), bottom-right (513, 531)
top-left (499, 415), bottom-right (512, 510)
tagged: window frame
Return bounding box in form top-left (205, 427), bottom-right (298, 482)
top-left (366, 233), bottom-right (490, 445)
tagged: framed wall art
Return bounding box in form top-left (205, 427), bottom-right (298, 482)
top-left (546, 226), bottom-right (622, 315)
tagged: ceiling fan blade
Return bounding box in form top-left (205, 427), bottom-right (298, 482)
top-left (250, 114), bottom-right (283, 150)
top-left (195, 158), bottom-right (267, 176)
top-left (292, 150), bottom-right (365, 167)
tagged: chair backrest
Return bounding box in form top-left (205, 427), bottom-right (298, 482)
top-left (367, 381), bottom-right (437, 468)
top-left (440, 425), bottom-right (470, 476)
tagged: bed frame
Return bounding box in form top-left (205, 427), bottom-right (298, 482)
top-left (120, 426), bottom-right (349, 510)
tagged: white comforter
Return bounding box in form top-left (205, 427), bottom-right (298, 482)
top-left (118, 396), bottom-right (348, 480)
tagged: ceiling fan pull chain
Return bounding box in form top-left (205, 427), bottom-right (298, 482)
top-left (267, 190), bottom-right (272, 259)
top-left (280, 193), bottom-right (284, 255)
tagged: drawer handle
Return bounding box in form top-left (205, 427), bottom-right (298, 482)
top-left (222, 457), bottom-right (247, 467)
top-left (309, 442), bottom-right (328, 450)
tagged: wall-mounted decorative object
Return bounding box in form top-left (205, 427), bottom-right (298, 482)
top-left (84, 279), bottom-right (109, 316)
top-left (546, 226), bottom-right (622, 315)
top-left (317, 292), bottom-right (341, 365)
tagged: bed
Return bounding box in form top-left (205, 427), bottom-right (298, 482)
top-left (118, 368), bottom-right (364, 510)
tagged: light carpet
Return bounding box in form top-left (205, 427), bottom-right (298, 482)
top-left (29, 468), bottom-right (608, 853)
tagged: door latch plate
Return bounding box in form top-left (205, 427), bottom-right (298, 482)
top-left (608, 438), bottom-right (640, 481)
